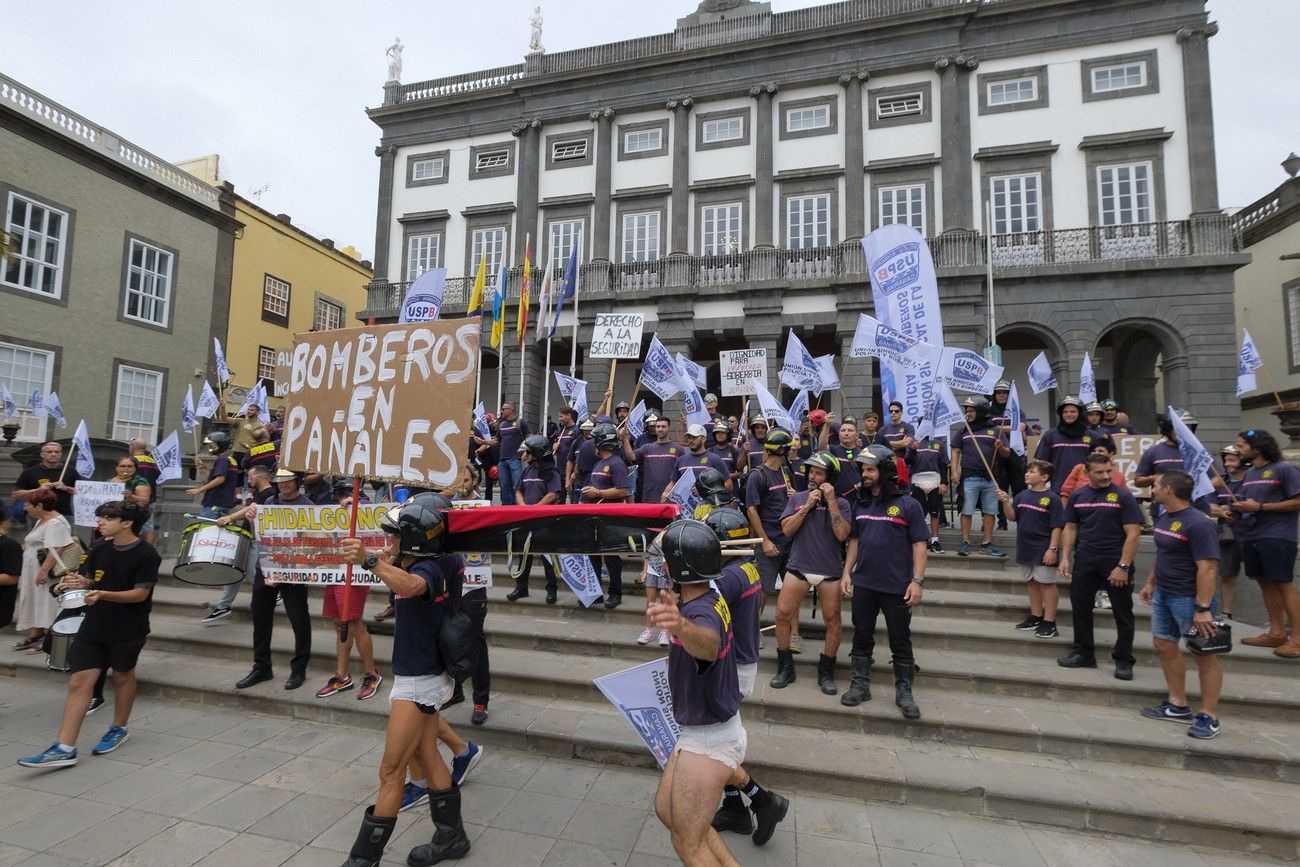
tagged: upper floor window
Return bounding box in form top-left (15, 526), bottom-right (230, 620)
top-left (878, 184), bottom-right (926, 236)
top-left (876, 92), bottom-right (923, 119)
top-left (313, 297), bottom-right (343, 331)
top-left (471, 226), bottom-right (507, 277)
top-left (0, 341), bottom-right (53, 441)
top-left (411, 157), bottom-right (444, 181)
top-left (786, 105), bottom-right (830, 132)
top-left (700, 203), bottom-right (742, 256)
top-left (112, 364), bottom-right (162, 443)
top-left (548, 220), bottom-right (584, 274)
top-left (1082, 51), bottom-right (1158, 101)
top-left (702, 117), bottom-right (744, 144)
top-left (468, 141), bottom-right (516, 179)
top-left (1097, 162), bottom-right (1153, 226)
top-left (3, 192), bottom-right (68, 299)
top-left (407, 233), bottom-right (441, 280)
top-left (988, 77), bottom-right (1037, 106)
top-left (476, 150), bottom-right (509, 171)
top-left (1091, 61), bottom-right (1146, 94)
top-left (624, 128), bottom-right (663, 154)
top-left (257, 345), bottom-right (277, 382)
top-left (551, 139), bottom-right (589, 162)
top-left (621, 212), bottom-right (661, 263)
top-left (989, 173), bottom-right (1042, 235)
top-left (786, 194), bottom-right (831, 250)
top-left (123, 238), bottom-right (173, 327)
top-left (262, 274), bottom-right (290, 326)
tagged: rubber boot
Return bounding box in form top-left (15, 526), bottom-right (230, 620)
top-left (840, 655), bottom-right (872, 706)
top-left (749, 789), bottom-right (790, 846)
top-left (340, 806), bottom-right (395, 867)
top-left (893, 660), bottom-right (921, 720)
top-left (407, 787), bottom-right (471, 866)
top-left (711, 790), bottom-right (753, 834)
top-left (768, 649), bottom-right (796, 689)
top-left (816, 653), bottom-right (837, 695)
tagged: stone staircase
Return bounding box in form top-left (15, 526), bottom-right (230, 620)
top-left (5, 532), bottom-right (1299, 860)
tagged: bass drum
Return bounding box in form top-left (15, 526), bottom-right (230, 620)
top-left (47, 615), bottom-right (84, 672)
top-left (174, 522), bottom-right (253, 587)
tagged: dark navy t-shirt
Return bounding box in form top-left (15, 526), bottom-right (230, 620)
top-left (1153, 507), bottom-right (1219, 596)
top-left (744, 463), bottom-right (793, 544)
top-left (518, 463), bottom-right (561, 505)
top-left (553, 425), bottom-right (578, 473)
top-left (827, 443), bottom-right (863, 498)
top-left (497, 418), bottom-right (530, 460)
top-left (571, 440), bottom-right (598, 489)
top-left (1236, 461), bottom-right (1300, 542)
top-left (881, 422), bottom-right (915, 453)
top-left (848, 493), bottom-right (929, 594)
top-left (782, 489), bottom-right (850, 576)
top-left (203, 455), bottom-right (240, 509)
top-left (667, 588), bottom-right (740, 726)
top-left (712, 559), bottom-right (762, 667)
top-left (635, 442), bottom-right (681, 504)
top-left (392, 555), bottom-right (460, 677)
top-left (911, 439), bottom-right (949, 475)
top-left (1011, 488), bottom-right (1064, 566)
top-left (708, 442), bottom-right (739, 476)
top-left (1064, 483), bottom-right (1144, 559)
top-left (674, 450), bottom-right (730, 483)
top-left (1034, 430), bottom-right (1098, 493)
top-left (950, 427), bottom-right (1000, 477)
top-left (1136, 441), bottom-right (1186, 481)
top-left (582, 453), bottom-right (629, 504)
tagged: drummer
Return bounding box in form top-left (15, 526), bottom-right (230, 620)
top-left (18, 500), bottom-right (160, 770)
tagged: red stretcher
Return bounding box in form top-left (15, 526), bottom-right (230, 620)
top-left (445, 503), bottom-right (679, 557)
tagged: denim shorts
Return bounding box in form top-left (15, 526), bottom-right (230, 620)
top-left (961, 476), bottom-right (998, 516)
top-left (1241, 538), bottom-right (1298, 583)
top-left (1150, 588), bottom-right (1215, 642)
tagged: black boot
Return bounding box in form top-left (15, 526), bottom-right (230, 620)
top-left (893, 660), bottom-right (921, 720)
top-left (711, 790), bottom-right (753, 834)
top-left (816, 654), bottom-right (837, 695)
top-left (506, 582), bottom-right (529, 601)
top-left (840, 655), bottom-right (872, 706)
top-left (750, 790), bottom-right (790, 847)
top-left (604, 592), bottom-right (622, 610)
top-left (340, 806), bottom-right (395, 867)
top-left (768, 649), bottom-right (796, 689)
top-left (407, 787), bottom-right (471, 866)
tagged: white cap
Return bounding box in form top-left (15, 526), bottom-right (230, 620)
top-left (686, 423), bottom-right (707, 438)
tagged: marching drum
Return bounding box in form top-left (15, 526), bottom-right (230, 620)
top-left (912, 471), bottom-right (942, 494)
top-left (174, 520), bottom-right (254, 587)
top-left (47, 615), bottom-right (84, 672)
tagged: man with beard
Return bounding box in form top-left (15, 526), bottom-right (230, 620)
top-left (673, 425), bottom-right (732, 494)
top-left (624, 416), bottom-right (681, 504)
top-left (1098, 399), bottom-right (1139, 435)
top-left (1034, 396), bottom-right (1094, 495)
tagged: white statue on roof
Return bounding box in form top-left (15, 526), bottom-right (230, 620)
top-left (386, 37), bottom-right (403, 82)
top-left (529, 7), bottom-right (544, 53)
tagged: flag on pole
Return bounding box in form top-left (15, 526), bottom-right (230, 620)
top-left (1027, 351), bottom-right (1057, 395)
top-left (213, 337), bottom-right (231, 385)
top-left (1008, 381), bottom-right (1025, 456)
top-left (152, 430), bottom-right (183, 484)
top-left (197, 381), bottom-right (221, 419)
top-left (627, 400), bottom-right (647, 435)
top-left (753, 380), bottom-right (795, 433)
top-left (849, 313), bottom-right (941, 370)
top-left (29, 388), bottom-right (46, 422)
top-left (666, 467), bottom-right (705, 515)
top-left (1168, 405), bottom-right (1215, 501)
top-left (916, 381), bottom-right (963, 442)
top-left (550, 245), bottom-right (579, 338)
top-left (935, 347), bottom-right (1005, 394)
top-left (518, 237), bottom-right (532, 348)
top-left (43, 392), bottom-right (67, 428)
top-left (1, 385), bottom-right (17, 420)
top-left (779, 330), bottom-right (821, 393)
top-left (467, 256), bottom-right (488, 317)
top-left (680, 380), bottom-right (711, 427)
top-left (638, 334), bottom-right (682, 402)
top-left (554, 372), bottom-right (590, 419)
top-left (813, 356), bottom-right (840, 395)
top-left (534, 259), bottom-right (554, 342)
top-left (71, 420), bottom-right (95, 478)
top-left (254, 381), bottom-right (271, 424)
top-left (398, 267), bottom-right (446, 324)
top-left (490, 267), bottom-right (506, 349)
top-left (788, 389), bottom-right (810, 425)
top-left (1079, 352), bottom-right (1097, 404)
top-left (472, 402), bottom-right (492, 440)
top-left (181, 385), bottom-right (197, 433)
top-left (1237, 328), bottom-right (1263, 398)
top-left (236, 381), bottom-right (261, 418)
top-left (675, 354), bottom-right (707, 391)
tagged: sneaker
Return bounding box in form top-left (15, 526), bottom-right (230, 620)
top-left (399, 781), bottom-right (430, 812)
top-left (17, 743), bottom-right (77, 769)
top-left (200, 606), bottom-right (232, 625)
top-left (85, 696), bottom-right (106, 716)
top-left (1187, 712), bottom-right (1221, 740)
top-left (637, 627), bottom-right (655, 645)
top-left (92, 726), bottom-right (129, 755)
top-left (789, 634), bottom-right (803, 655)
top-left (979, 542), bottom-right (1005, 557)
top-left (1014, 615), bottom-right (1043, 631)
top-left (315, 674), bottom-right (354, 698)
top-left (1140, 699), bottom-right (1194, 723)
top-left (451, 742), bottom-right (483, 786)
top-left (931, 539), bottom-right (944, 554)
top-left (658, 630), bottom-right (670, 647)
top-left (357, 673), bottom-right (382, 701)
top-left (957, 540), bottom-right (972, 557)
top-left (1034, 621), bottom-right (1059, 639)
top-left (471, 704), bottom-right (488, 726)
top-left (1095, 591), bottom-right (1112, 610)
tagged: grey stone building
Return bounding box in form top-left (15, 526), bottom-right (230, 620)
top-left (361, 0), bottom-right (1246, 446)
top-left (0, 73), bottom-right (238, 448)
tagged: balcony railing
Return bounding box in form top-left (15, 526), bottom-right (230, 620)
top-left (362, 217), bottom-right (1239, 320)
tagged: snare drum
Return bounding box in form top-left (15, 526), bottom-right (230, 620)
top-left (174, 522), bottom-right (254, 586)
top-left (47, 615), bottom-right (84, 672)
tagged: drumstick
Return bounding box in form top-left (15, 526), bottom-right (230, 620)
top-left (340, 477), bottom-right (362, 642)
top-left (718, 538), bottom-right (759, 547)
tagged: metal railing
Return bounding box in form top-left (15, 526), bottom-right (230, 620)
top-left (363, 217), bottom-right (1238, 319)
top-left (0, 73), bottom-right (222, 210)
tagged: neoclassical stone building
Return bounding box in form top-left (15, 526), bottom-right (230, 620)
top-left (361, 0), bottom-right (1245, 443)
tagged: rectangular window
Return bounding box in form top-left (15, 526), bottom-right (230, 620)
top-left (3, 192), bottom-right (68, 298)
top-left (257, 345), bottom-right (277, 382)
top-left (700, 203), bottom-right (742, 256)
top-left (0, 341), bottom-right (53, 441)
top-left (261, 274), bottom-right (290, 325)
top-left (1091, 61), bottom-right (1146, 94)
top-left (406, 233), bottom-right (441, 280)
top-left (876, 92), bottom-right (923, 119)
top-left (987, 78), bottom-right (1037, 106)
top-left (877, 185), bottom-right (926, 235)
top-left (475, 149), bottom-right (510, 172)
top-left (1097, 162), bottom-right (1153, 226)
top-left (785, 105), bottom-right (830, 132)
top-left (701, 117), bottom-right (744, 144)
top-left (551, 139), bottom-right (589, 162)
top-left (410, 157), bottom-right (444, 181)
top-left (123, 238), bottom-right (173, 326)
top-left (786, 194), bottom-right (831, 250)
top-left (313, 297), bottom-right (343, 332)
top-left (624, 128), bottom-right (663, 154)
top-left (470, 227), bottom-right (507, 277)
top-left (621, 212), bottom-right (661, 263)
top-left (548, 220), bottom-right (584, 274)
top-left (112, 364), bottom-right (162, 442)
top-left (1289, 283), bottom-right (1300, 369)
top-left (989, 174), bottom-right (1042, 234)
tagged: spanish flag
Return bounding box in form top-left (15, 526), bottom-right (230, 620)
top-left (490, 266), bottom-right (506, 349)
top-left (517, 236), bottom-right (531, 349)
top-left (467, 255), bottom-right (487, 317)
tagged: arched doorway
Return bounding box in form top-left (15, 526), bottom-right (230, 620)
top-left (997, 321), bottom-right (1067, 434)
top-left (1095, 319), bottom-right (1190, 434)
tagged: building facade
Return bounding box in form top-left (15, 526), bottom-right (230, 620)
top-left (362, 0), bottom-right (1245, 445)
top-left (0, 72), bottom-right (237, 447)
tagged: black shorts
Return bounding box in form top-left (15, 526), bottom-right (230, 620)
top-left (68, 637), bottom-right (147, 674)
top-left (1241, 538), bottom-right (1298, 583)
top-left (911, 486), bottom-right (944, 518)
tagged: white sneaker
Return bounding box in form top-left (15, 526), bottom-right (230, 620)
top-left (637, 627), bottom-right (655, 645)
top-left (658, 630), bottom-right (670, 646)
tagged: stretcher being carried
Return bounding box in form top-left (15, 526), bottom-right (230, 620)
top-left (443, 503), bottom-right (680, 559)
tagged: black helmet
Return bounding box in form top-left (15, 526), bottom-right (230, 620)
top-left (801, 451), bottom-right (841, 483)
top-left (592, 422), bottom-right (619, 452)
top-left (763, 429), bottom-right (793, 456)
top-left (1101, 399), bottom-right (1119, 412)
top-left (693, 468), bottom-right (731, 504)
top-left (703, 506), bottom-right (750, 542)
top-left (382, 492), bottom-right (451, 556)
top-left (748, 413), bottom-right (769, 432)
top-left (519, 434), bottom-right (552, 460)
top-left (711, 419), bottom-right (730, 437)
top-left (203, 431), bottom-right (231, 454)
top-left (854, 444), bottom-right (898, 481)
top-left (961, 396), bottom-right (990, 412)
top-left (660, 520), bottom-right (722, 584)
top-left (1087, 433), bottom-right (1117, 454)
top-left (1057, 395), bottom-right (1084, 413)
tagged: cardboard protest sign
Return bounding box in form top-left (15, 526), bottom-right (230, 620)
top-left (1109, 434), bottom-right (1161, 497)
top-left (589, 313), bottom-right (646, 359)
top-left (273, 349), bottom-right (293, 397)
top-left (255, 503), bottom-right (391, 584)
top-left (593, 658), bottom-right (680, 768)
top-left (73, 481), bottom-right (125, 528)
top-left (719, 348), bottom-right (767, 397)
top-left (279, 320), bottom-right (479, 486)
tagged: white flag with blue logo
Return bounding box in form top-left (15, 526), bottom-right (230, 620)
top-left (554, 372), bottom-right (589, 419)
top-left (813, 355), bottom-right (839, 396)
top-left (849, 313), bottom-right (941, 370)
top-left (254, 381), bottom-right (271, 424)
top-left (638, 334), bottom-right (682, 402)
top-left (1027, 351), bottom-right (1057, 395)
top-left (29, 388), bottom-right (46, 422)
top-left (916, 381), bottom-right (963, 442)
top-left (1237, 329), bottom-right (1262, 398)
top-left (1079, 352), bottom-right (1097, 404)
top-left (43, 391), bottom-right (67, 429)
top-left (753, 379), bottom-right (795, 433)
top-left (398, 267), bottom-right (446, 324)
top-left (1167, 405), bottom-right (1215, 501)
top-left (593, 658), bottom-right (680, 768)
top-left (1, 385), bottom-right (17, 421)
top-left (626, 400), bottom-right (647, 435)
top-left (152, 429), bottom-right (183, 484)
top-left (666, 467), bottom-right (705, 515)
top-left (71, 419), bottom-right (95, 478)
top-left (788, 389), bottom-right (809, 426)
top-left (197, 381), bottom-right (221, 419)
top-left (236, 381), bottom-right (260, 418)
top-left (1008, 381), bottom-right (1025, 457)
top-left (472, 402), bottom-right (491, 440)
top-left (555, 553), bottom-right (603, 607)
top-left (680, 379), bottom-right (712, 427)
top-left (213, 337), bottom-right (231, 384)
top-left (674, 354), bottom-right (707, 391)
top-left (935, 347), bottom-right (1005, 394)
top-left (181, 385), bottom-right (197, 433)
top-left (779, 330), bottom-right (821, 393)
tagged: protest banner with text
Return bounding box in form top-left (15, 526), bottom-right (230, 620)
top-left (589, 313), bottom-right (646, 359)
top-left (73, 481), bottom-right (125, 528)
top-left (719, 348), bottom-right (767, 397)
top-left (255, 503), bottom-right (392, 584)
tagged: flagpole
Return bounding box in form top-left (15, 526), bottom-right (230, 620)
top-left (542, 337), bottom-right (553, 427)
top-left (569, 240), bottom-right (581, 378)
top-left (58, 442), bottom-right (76, 485)
top-left (985, 200), bottom-right (997, 355)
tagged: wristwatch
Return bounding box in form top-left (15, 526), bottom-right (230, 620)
top-left (362, 553), bottom-right (380, 571)
top-left (1194, 603), bottom-right (1213, 614)
top-left (911, 576), bottom-right (926, 586)
top-left (1048, 546), bottom-right (1060, 553)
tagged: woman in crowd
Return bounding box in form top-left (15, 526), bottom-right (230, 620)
top-left (14, 490), bottom-right (73, 653)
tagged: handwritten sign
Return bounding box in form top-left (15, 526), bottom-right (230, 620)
top-left (273, 349), bottom-right (293, 398)
top-left (279, 320), bottom-right (480, 485)
top-left (1113, 433), bottom-right (1163, 497)
top-left (73, 481), bottom-right (125, 528)
top-left (719, 348), bottom-right (767, 397)
top-left (589, 313), bottom-right (646, 359)
top-left (255, 503), bottom-right (391, 584)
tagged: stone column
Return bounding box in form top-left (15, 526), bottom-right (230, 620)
top-left (668, 96), bottom-right (694, 254)
top-left (513, 118), bottom-right (543, 263)
top-left (372, 144), bottom-right (397, 280)
top-left (590, 107), bottom-right (616, 261)
top-left (750, 82), bottom-right (777, 247)
top-left (840, 71), bottom-right (869, 242)
top-left (936, 55), bottom-right (978, 232)
top-left (1177, 24), bottom-right (1221, 215)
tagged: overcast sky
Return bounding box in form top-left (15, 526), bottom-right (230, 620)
top-left (4, 0), bottom-right (1295, 260)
